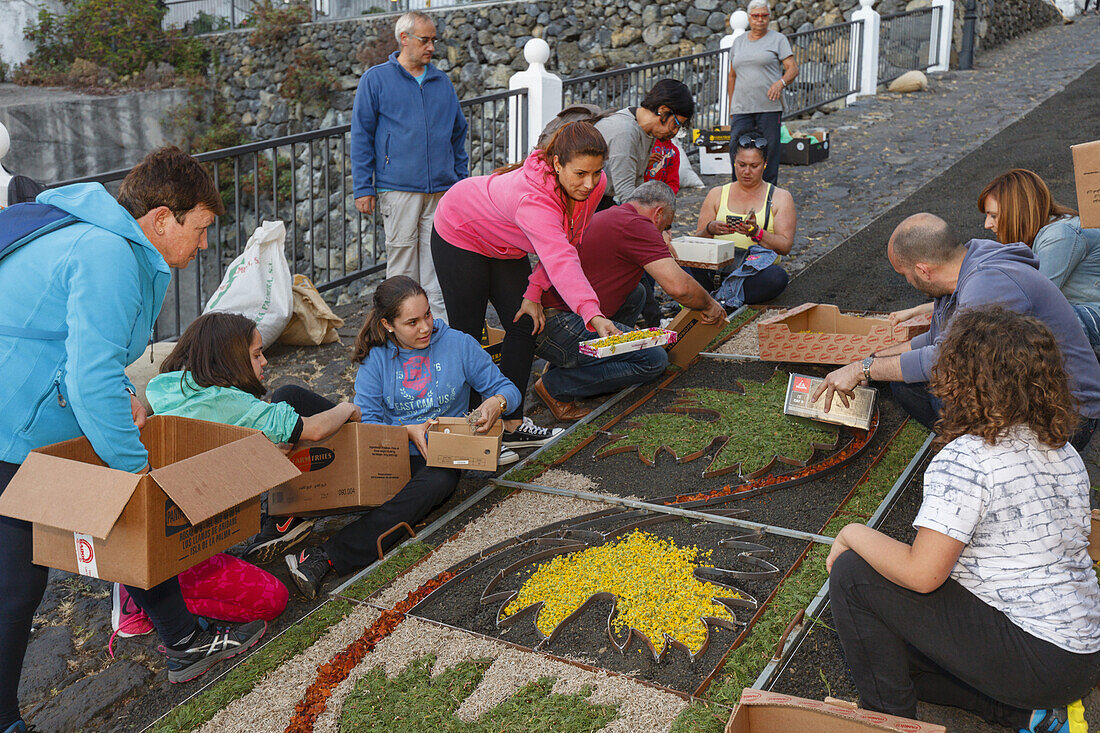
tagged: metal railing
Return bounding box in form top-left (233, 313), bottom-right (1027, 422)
top-left (781, 20), bottom-right (863, 117)
top-left (51, 87), bottom-right (527, 340)
top-left (163, 0), bottom-right (254, 30)
top-left (562, 48), bottom-right (730, 132)
top-left (878, 7), bottom-right (941, 85)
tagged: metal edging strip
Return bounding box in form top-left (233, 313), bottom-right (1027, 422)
top-left (699, 352), bottom-right (761, 361)
top-left (328, 382), bottom-right (645, 599)
top-left (490, 478), bottom-right (836, 545)
top-left (749, 430), bottom-right (934, 691)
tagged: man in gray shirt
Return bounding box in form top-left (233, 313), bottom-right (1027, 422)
top-left (594, 79), bottom-right (694, 209)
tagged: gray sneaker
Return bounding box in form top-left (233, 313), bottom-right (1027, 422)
top-left (162, 618), bottom-right (266, 683)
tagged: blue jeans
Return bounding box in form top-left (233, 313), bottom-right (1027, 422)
top-left (535, 286), bottom-right (669, 400)
top-left (729, 111), bottom-right (782, 185)
top-left (1072, 303), bottom-right (1100, 353)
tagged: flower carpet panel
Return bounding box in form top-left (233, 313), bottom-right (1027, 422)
top-left (408, 505), bottom-right (818, 695)
top-left (545, 358), bottom-right (913, 536)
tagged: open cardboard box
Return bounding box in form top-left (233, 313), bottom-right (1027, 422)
top-left (781, 129), bottom-right (830, 166)
top-left (666, 307), bottom-right (728, 368)
top-left (727, 690), bottom-right (946, 732)
top-left (424, 417), bottom-right (503, 471)
top-left (480, 322), bottom-right (505, 365)
top-left (268, 422), bottom-right (411, 517)
top-left (670, 235), bottom-right (738, 269)
top-left (1072, 139), bottom-right (1100, 228)
top-left (0, 416), bottom-right (299, 589)
top-left (758, 303), bottom-right (931, 365)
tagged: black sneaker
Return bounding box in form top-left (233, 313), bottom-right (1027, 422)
top-left (239, 516), bottom-right (315, 564)
top-left (162, 617), bottom-right (266, 684)
top-left (285, 545), bottom-right (333, 600)
top-left (502, 417), bottom-right (564, 449)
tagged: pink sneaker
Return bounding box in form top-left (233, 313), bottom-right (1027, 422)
top-left (111, 583), bottom-right (153, 638)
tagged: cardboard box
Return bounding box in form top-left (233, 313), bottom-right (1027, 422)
top-left (758, 303), bottom-right (931, 365)
top-left (781, 130), bottom-right (830, 166)
top-left (579, 328), bottom-right (677, 358)
top-left (784, 373), bottom-right (877, 430)
top-left (726, 690), bottom-right (946, 732)
top-left (666, 308), bottom-right (728, 368)
top-left (1089, 510), bottom-right (1100, 563)
top-left (480, 323), bottom-right (505, 365)
top-left (1072, 139), bottom-right (1100, 228)
top-left (424, 417), bottom-right (503, 470)
top-left (0, 416), bottom-right (299, 589)
top-left (693, 126), bottom-right (733, 176)
top-left (268, 422), bottom-right (411, 516)
top-left (670, 235), bottom-right (738, 269)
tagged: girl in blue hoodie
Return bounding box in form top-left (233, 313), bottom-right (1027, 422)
top-left (285, 275), bottom-right (521, 599)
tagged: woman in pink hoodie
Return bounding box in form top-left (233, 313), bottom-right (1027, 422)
top-left (431, 121), bottom-right (620, 447)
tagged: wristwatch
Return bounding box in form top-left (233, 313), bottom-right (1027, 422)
top-left (861, 355), bottom-right (874, 381)
top-left (495, 394), bottom-right (507, 412)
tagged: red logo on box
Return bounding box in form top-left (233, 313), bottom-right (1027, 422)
top-left (793, 377), bottom-right (811, 393)
top-left (77, 538), bottom-right (94, 564)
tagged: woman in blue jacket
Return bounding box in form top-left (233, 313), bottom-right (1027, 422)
top-left (0, 148), bottom-right (259, 732)
top-left (285, 276), bottom-right (521, 599)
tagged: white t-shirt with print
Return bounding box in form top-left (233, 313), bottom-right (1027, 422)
top-left (914, 427), bottom-right (1100, 654)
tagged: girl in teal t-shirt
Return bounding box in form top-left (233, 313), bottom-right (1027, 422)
top-left (146, 312), bottom-right (360, 561)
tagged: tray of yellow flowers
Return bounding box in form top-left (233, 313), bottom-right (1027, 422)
top-left (578, 328), bottom-right (677, 358)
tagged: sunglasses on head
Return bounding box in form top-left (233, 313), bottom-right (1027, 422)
top-left (738, 134), bottom-right (768, 150)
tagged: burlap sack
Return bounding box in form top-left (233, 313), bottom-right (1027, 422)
top-left (278, 274), bottom-right (344, 346)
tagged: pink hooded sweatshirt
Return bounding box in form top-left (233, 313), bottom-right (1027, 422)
top-left (433, 152), bottom-right (607, 326)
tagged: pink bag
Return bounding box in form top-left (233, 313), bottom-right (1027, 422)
top-left (179, 552), bottom-right (288, 622)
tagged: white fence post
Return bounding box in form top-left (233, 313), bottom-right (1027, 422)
top-left (509, 38), bottom-right (562, 161)
top-left (929, 0), bottom-right (953, 72)
top-left (848, 0), bottom-right (880, 103)
top-left (718, 11), bottom-right (748, 121)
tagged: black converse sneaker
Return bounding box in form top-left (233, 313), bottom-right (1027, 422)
top-left (238, 515), bottom-right (315, 564)
top-left (285, 545), bottom-right (334, 600)
top-left (162, 617), bottom-right (266, 684)
top-left (501, 417), bottom-right (564, 449)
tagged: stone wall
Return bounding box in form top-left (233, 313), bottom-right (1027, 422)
top-left (200, 0), bottom-right (1060, 141)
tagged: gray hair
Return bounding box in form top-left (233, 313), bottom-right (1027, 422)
top-left (746, 0), bottom-right (770, 12)
top-left (394, 11), bottom-right (432, 43)
top-left (890, 213), bottom-right (962, 266)
top-left (625, 181), bottom-right (677, 214)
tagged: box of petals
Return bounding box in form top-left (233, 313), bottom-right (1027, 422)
top-left (579, 328), bottom-right (677, 358)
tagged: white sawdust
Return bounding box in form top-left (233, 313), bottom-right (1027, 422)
top-left (372, 489), bottom-right (603, 608)
top-left (195, 603), bottom-right (380, 733)
top-left (537, 468), bottom-right (642, 503)
top-left (715, 307), bottom-right (786, 357)
top-left (313, 616), bottom-right (687, 733)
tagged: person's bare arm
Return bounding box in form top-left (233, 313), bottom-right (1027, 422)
top-left (726, 66), bottom-right (737, 109)
top-left (300, 402), bottom-right (361, 442)
top-left (645, 257), bottom-right (725, 323)
top-left (728, 187), bottom-right (796, 255)
top-left (888, 302), bottom-right (933, 327)
top-left (695, 187), bottom-right (738, 238)
top-left (827, 524), bottom-right (963, 594)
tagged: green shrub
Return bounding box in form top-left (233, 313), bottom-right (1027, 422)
top-left (247, 0), bottom-right (310, 49)
top-left (280, 44), bottom-right (336, 106)
top-left (184, 10), bottom-right (231, 35)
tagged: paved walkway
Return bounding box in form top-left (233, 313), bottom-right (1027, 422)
top-left (15, 19), bottom-right (1100, 733)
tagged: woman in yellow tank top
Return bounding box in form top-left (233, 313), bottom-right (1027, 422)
top-left (690, 130), bottom-right (796, 304)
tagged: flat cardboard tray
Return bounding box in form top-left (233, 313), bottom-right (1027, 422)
top-left (579, 328), bottom-right (678, 358)
top-left (783, 373), bottom-right (876, 431)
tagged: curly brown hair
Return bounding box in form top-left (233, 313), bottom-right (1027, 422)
top-left (929, 306), bottom-right (1077, 448)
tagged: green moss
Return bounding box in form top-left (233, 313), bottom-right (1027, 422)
top-left (822, 421), bottom-right (930, 537)
top-left (598, 374), bottom-right (836, 475)
top-left (502, 422), bottom-right (599, 484)
top-left (339, 655), bottom-right (619, 732)
top-left (669, 700), bottom-right (734, 733)
top-left (150, 542), bottom-right (431, 733)
top-left (703, 308), bottom-right (760, 352)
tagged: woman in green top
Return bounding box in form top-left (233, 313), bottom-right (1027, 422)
top-left (146, 312), bottom-right (360, 562)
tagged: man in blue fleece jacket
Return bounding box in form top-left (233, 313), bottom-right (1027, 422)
top-left (815, 213), bottom-right (1100, 449)
top-left (351, 10), bottom-right (468, 324)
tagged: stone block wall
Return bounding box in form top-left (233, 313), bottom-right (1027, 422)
top-left (200, 0), bottom-right (1060, 141)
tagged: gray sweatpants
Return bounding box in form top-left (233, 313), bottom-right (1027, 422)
top-left (378, 190), bottom-right (447, 323)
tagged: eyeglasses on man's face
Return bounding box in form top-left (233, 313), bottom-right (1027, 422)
top-left (749, 12), bottom-right (771, 19)
top-left (406, 33), bottom-right (437, 45)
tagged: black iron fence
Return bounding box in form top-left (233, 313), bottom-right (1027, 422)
top-left (781, 20), bottom-right (863, 117)
top-left (878, 7), bottom-right (941, 84)
top-left (562, 48), bottom-right (730, 132)
top-left (50, 88), bottom-right (527, 340)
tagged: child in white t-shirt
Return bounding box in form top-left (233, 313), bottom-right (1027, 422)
top-left (828, 305), bottom-right (1100, 732)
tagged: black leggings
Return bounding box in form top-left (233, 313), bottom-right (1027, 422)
top-left (0, 463), bottom-right (195, 728)
top-left (269, 385), bottom-right (459, 576)
top-left (430, 227), bottom-right (535, 421)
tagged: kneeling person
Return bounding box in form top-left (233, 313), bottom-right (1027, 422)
top-left (533, 181), bottom-right (725, 420)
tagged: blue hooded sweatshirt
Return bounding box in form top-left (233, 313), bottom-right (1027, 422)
top-left (899, 238), bottom-right (1100, 418)
top-left (0, 183), bottom-right (171, 470)
top-left (353, 320), bottom-right (521, 454)
top-left (350, 51), bottom-right (469, 198)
